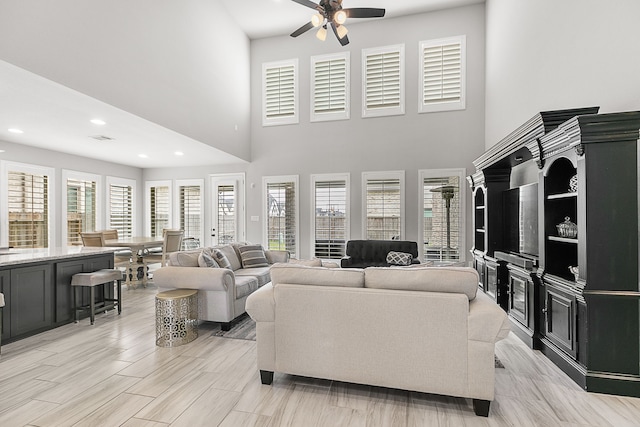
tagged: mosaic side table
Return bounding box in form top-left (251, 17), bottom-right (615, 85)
top-left (155, 289), bottom-right (198, 347)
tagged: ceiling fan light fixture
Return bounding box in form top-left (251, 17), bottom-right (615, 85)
top-left (311, 13), bottom-right (324, 27)
top-left (316, 26), bottom-right (327, 41)
top-left (334, 10), bottom-right (347, 25)
top-left (336, 24), bottom-right (348, 39)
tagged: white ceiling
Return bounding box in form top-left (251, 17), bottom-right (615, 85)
top-left (0, 0), bottom-right (482, 169)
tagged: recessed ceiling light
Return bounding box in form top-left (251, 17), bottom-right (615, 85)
top-left (0, 150), bottom-right (5, 153)
top-left (8, 128), bottom-right (24, 134)
top-left (174, 151), bottom-right (184, 156)
top-left (138, 154), bottom-right (148, 158)
top-left (90, 119), bottom-right (106, 125)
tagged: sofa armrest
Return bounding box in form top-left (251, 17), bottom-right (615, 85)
top-left (340, 255), bottom-right (353, 268)
top-left (246, 282), bottom-right (275, 322)
top-left (468, 291), bottom-right (510, 343)
top-left (152, 266), bottom-right (234, 292)
top-left (265, 250), bottom-right (289, 264)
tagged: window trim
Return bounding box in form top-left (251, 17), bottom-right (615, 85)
top-left (62, 169), bottom-right (102, 246)
top-left (362, 44), bottom-right (405, 118)
top-left (310, 173), bottom-right (350, 259)
top-left (418, 168), bottom-right (466, 263)
top-left (419, 35), bottom-right (466, 114)
top-left (262, 58), bottom-right (299, 127)
top-left (361, 170), bottom-right (405, 240)
top-left (263, 175), bottom-right (300, 259)
top-left (145, 180), bottom-right (172, 238)
top-left (174, 178), bottom-right (204, 247)
top-left (310, 51), bottom-right (350, 123)
top-left (0, 160), bottom-right (56, 248)
top-left (106, 176), bottom-right (137, 238)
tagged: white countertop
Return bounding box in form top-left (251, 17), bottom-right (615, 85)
top-left (0, 246), bottom-right (119, 267)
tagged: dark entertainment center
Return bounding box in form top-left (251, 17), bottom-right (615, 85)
top-left (468, 107), bottom-right (640, 397)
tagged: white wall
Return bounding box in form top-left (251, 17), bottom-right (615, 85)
top-left (485, 0), bottom-right (640, 146)
top-left (0, 139), bottom-right (142, 247)
top-left (146, 4), bottom-right (487, 259)
top-left (0, 0), bottom-right (252, 161)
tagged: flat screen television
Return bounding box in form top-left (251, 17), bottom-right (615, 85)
top-left (503, 183), bottom-right (539, 257)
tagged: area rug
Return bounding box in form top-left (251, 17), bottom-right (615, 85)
top-left (213, 315), bottom-right (506, 369)
top-left (212, 314), bottom-right (256, 341)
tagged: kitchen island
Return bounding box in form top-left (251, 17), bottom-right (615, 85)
top-left (0, 247), bottom-right (121, 344)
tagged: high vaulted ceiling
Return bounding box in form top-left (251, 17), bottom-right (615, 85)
top-left (0, 0), bottom-right (483, 169)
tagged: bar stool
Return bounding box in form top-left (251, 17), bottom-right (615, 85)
top-left (71, 269), bottom-right (123, 325)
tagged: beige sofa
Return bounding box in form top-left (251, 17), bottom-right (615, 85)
top-left (246, 264), bottom-right (510, 417)
top-left (153, 244), bottom-right (288, 330)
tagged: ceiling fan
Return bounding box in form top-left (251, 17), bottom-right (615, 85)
top-left (290, 0), bottom-right (385, 46)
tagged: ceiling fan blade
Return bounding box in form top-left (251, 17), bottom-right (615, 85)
top-left (290, 21), bottom-right (315, 37)
top-left (330, 22), bottom-right (349, 46)
top-left (291, 0), bottom-right (320, 10)
top-left (344, 8), bottom-right (386, 18)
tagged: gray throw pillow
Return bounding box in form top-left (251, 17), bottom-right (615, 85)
top-left (238, 244), bottom-right (269, 268)
top-left (198, 251), bottom-right (219, 268)
top-left (386, 251), bottom-right (413, 266)
top-left (211, 249), bottom-right (232, 270)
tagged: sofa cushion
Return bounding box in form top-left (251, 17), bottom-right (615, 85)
top-left (386, 251), bottom-right (413, 266)
top-left (289, 258), bottom-right (323, 267)
top-left (169, 251), bottom-right (200, 267)
top-left (216, 245), bottom-right (242, 271)
top-left (364, 267), bottom-right (479, 300)
top-left (238, 244), bottom-right (269, 268)
top-left (235, 266), bottom-right (271, 287)
top-left (235, 275), bottom-right (259, 299)
top-left (211, 248), bottom-right (233, 270)
top-left (198, 250), bottom-right (219, 268)
top-left (271, 263), bottom-right (365, 288)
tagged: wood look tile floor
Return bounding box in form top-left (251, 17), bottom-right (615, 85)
top-left (1, 285), bottom-right (640, 427)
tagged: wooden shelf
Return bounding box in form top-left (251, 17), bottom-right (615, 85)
top-left (476, 229), bottom-right (486, 233)
top-left (547, 192), bottom-right (578, 200)
top-left (476, 205), bottom-right (485, 210)
top-left (548, 236), bottom-right (578, 244)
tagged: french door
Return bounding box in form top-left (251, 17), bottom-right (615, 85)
top-left (210, 174), bottom-right (245, 246)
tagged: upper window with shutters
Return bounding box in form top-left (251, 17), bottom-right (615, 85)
top-left (362, 44), bottom-right (405, 118)
top-left (311, 52), bottom-right (350, 122)
top-left (419, 35), bottom-right (466, 113)
top-left (262, 59), bottom-right (299, 126)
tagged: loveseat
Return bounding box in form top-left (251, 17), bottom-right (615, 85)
top-left (246, 264), bottom-right (510, 416)
top-left (152, 243), bottom-right (288, 330)
top-left (340, 239), bottom-right (421, 268)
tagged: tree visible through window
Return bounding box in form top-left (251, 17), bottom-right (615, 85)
top-left (364, 173), bottom-right (404, 240)
top-left (313, 176), bottom-right (348, 258)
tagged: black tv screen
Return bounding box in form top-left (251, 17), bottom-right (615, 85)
top-left (503, 183), bottom-right (538, 257)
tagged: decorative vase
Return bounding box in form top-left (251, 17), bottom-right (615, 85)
top-left (557, 216), bottom-right (577, 238)
top-left (569, 174), bottom-right (578, 192)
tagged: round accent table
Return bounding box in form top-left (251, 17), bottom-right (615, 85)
top-left (155, 289), bottom-right (198, 347)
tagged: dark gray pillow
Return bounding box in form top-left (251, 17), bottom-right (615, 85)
top-left (238, 244), bottom-right (269, 268)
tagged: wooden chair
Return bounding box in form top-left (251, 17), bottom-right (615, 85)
top-left (80, 232), bottom-right (106, 247)
top-left (144, 229), bottom-right (184, 267)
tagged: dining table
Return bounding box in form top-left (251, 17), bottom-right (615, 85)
top-left (105, 236), bottom-right (163, 287)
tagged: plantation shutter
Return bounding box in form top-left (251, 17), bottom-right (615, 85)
top-left (314, 180), bottom-right (347, 258)
top-left (423, 176), bottom-right (461, 262)
top-left (420, 36), bottom-right (465, 113)
top-left (150, 185), bottom-right (170, 238)
top-left (8, 171), bottom-right (49, 248)
top-left (267, 181), bottom-right (297, 255)
top-left (179, 185), bottom-right (201, 246)
top-left (217, 185), bottom-right (236, 245)
top-left (312, 53), bottom-right (348, 121)
top-left (263, 60), bottom-right (298, 126)
top-left (363, 45), bottom-right (404, 117)
top-left (109, 184), bottom-right (133, 238)
top-left (66, 178), bottom-right (97, 245)
top-left (365, 178), bottom-right (401, 240)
